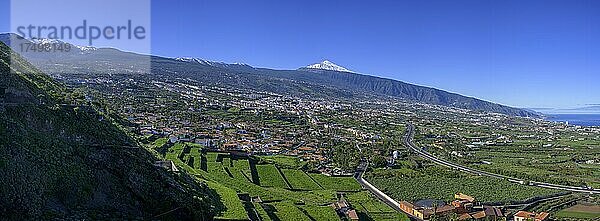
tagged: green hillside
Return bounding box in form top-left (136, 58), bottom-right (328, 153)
top-left (0, 42), bottom-right (220, 220)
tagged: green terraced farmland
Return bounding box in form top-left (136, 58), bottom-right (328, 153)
top-left (163, 145), bottom-right (405, 221)
top-left (227, 167), bottom-right (250, 183)
top-left (253, 203), bottom-right (273, 221)
top-left (345, 191), bottom-right (410, 221)
top-left (269, 201), bottom-right (311, 220)
top-left (232, 159), bottom-right (253, 182)
top-left (165, 143), bottom-right (185, 160)
top-left (256, 164), bottom-right (289, 188)
top-left (300, 205), bottom-right (340, 221)
top-left (234, 159), bottom-right (251, 170)
top-left (309, 174), bottom-right (362, 192)
top-left (281, 169), bottom-right (322, 190)
top-left (223, 157), bottom-right (232, 167)
top-left (189, 148), bottom-right (202, 168)
top-left (207, 152), bottom-right (220, 162)
top-left (207, 162), bottom-right (228, 176)
top-left (207, 181), bottom-right (249, 220)
top-left (152, 137), bottom-right (168, 148)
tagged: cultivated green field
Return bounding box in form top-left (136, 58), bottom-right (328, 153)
top-left (555, 204), bottom-right (600, 220)
top-left (269, 201), bottom-right (311, 220)
top-left (366, 165), bottom-right (561, 203)
top-left (309, 174), bottom-right (362, 192)
top-left (161, 143), bottom-right (408, 221)
top-left (207, 181), bottom-right (249, 220)
top-left (256, 164), bottom-right (289, 188)
top-left (299, 205), bottom-right (340, 221)
top-left (253, 203), bottom-right (273, 221)
top-left (415, 118), bottom-right (600, 189)
top-left (281, 169), bottom-right (322, 190)
top-left (345, 191), bottom-right (410, 221)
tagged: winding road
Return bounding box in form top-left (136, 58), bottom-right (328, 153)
top-left (404, 123), bottom-right (599, 194)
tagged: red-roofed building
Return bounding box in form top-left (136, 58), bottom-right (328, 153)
top-left (347, 209), bottom-right (359, 220)
top-left (399, 201), bottom-right (415, 215)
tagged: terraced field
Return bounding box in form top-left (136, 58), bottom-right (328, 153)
top-left (269, 201), bottom-right (312, 220)
top-left (300, 205), bottom-right (340, 221)
top-left (161, 142), bottom-right (408, 221)
top-left (345, 191), bottom-right (410, 221)
top-left (309, 174), bottom-right (362, 192)
top-left (281, 169), bottom-right (322, 190)
top-left (207, 181), bottom-right (249, 220)
top-left (256, 164), bottom-right (289, 188)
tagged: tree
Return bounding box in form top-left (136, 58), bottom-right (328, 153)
top-left (372, 155), bottom-right (387, 168)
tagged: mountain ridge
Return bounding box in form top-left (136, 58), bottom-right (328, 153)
top-left (0, 33), bottom-right (538, 117)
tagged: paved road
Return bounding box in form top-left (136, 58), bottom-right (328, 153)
top-left (355, 160), bottom-right (422, 221)
top-left (404, 123), bottom-right (599, 194)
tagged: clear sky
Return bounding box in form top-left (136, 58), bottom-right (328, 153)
top-left (2, 0), bottom-right (599, 108)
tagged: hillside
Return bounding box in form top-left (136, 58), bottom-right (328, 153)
top-left (0, 42), bottom-right (220, 220)
top-left (0, 34), bottom-right (537, 117)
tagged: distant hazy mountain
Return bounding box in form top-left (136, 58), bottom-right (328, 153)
top-left (530, 105), bottom-right (600, 114)
top-left (0, 33), bottom-right (538, 117)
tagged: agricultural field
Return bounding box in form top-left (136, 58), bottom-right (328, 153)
top-left (309, 174), bottom-right (362, 192)
top-left (345, 191), bottom-right (410, 221)
top-left (253, 203), bottom-right (272, 221)
top-left (365, 165), bottom-right (561, 203)
top-left (151, 137), bottom-right (168, 148)
top-left (160, 143), bottom-right (405, 221)
top-left (299, 205), bottom-right (340, 221)
top-left (256, 164), bottom-right (289, 189)
top-left (413, 115), bottom-right (600, 189)
top-left (268, 201), bottom-right (311, 220)
top-left (207, 181), bottom-right (249, 220)
top-left (281, 169), bottom-right (322, 190)
top-left (555, 204), bottom-right (600, 220)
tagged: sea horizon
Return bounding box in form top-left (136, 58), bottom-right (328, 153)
top-left (545, 113), bottom-right (600, 127)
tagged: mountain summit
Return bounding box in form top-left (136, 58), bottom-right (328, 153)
top-left (304, 60), bottom-right (355, 73)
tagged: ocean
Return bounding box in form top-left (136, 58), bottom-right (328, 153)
top-left (546, 114), bottom-right (600, 127)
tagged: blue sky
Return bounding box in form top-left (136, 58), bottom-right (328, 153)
top-left (2, 0), bottom-right (599, 108)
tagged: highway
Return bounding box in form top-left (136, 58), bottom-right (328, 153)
top-left (403, 123), bottom-right (599, 195)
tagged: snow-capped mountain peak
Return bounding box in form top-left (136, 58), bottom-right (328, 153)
top-left (175, 57), bottom-right (214, 65)
top-left (175, 57), bottom-right (253, 69)
top-left (29, 38), bottom-right (96, 51)
top-left (0, 35), bottom-right (98, 53)
top-left (304, 60), bottom-right (354, 73)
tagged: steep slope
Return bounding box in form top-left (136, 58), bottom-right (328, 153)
top-left (0, 43), bottom-right (219, 220)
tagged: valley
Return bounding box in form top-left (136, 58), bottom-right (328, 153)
top-left (1, 38), bottom-right (598, 220)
